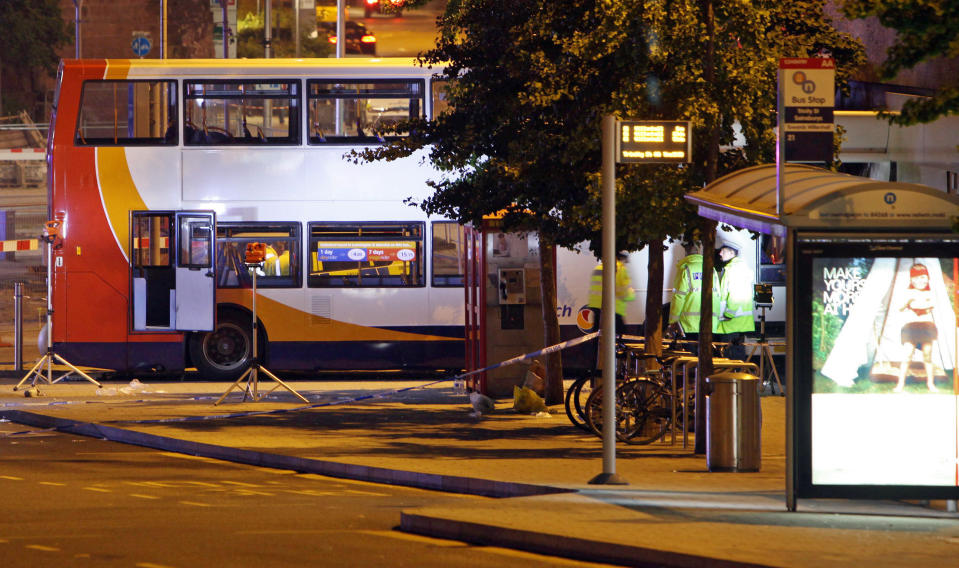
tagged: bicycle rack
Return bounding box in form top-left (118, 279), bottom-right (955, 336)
top-left (670, 357), bottom-right (759, 448)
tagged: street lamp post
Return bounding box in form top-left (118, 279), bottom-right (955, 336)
top-left (265, 0), bottom-right (273, 58)
top-left (72, 0), bottom-right (82, 58)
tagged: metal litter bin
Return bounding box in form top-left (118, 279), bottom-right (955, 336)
top-left (705, 372), bottom-right (761, 472)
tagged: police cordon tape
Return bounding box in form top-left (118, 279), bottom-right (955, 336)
top-left (454, 331), bottom-right (600, 380)
top-left (100, 331), bottom-right (603, 425)
top-left (1, 332), bottom-right (606, 423)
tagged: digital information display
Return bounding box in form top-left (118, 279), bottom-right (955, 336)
top-left (616, 120), bottom-right (691, 163)
top-left (315, 241), bottom-right (417, 262)
top-left (795, 233), bottom-right (959, 498)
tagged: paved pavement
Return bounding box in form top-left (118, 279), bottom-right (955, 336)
top-left (1, 372), bottom-right (958, 567)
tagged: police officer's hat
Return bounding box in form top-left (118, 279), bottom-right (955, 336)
top-left (715, 233), bottom-right (747, 254)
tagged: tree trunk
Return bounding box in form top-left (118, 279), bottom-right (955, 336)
top-left (539, 239), bottom-right (564, 405)
top-left (695, 0), bottom-right (718, 456)
top-left (695, 219), bottom-right (718, 454)
top-left (644, 241), bottom-right (664, 363)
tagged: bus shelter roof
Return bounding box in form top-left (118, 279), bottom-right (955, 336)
top-left (685, 163), bottom-right (959, 235)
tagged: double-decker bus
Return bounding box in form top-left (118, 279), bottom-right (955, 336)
top-left (47, 57), bottom-right (772, 380)
top-left (48, 57), bottom-right (483, 379)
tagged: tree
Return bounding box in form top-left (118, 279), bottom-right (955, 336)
top-left (353, 0), bottom-right (645, 404)
top-left (842, 0), bottom-right (959, 124)
top-left (614, 0), bottom-right (862, 451)
top-left (542, 0), bottom-right (863, 366)
top-left (355, 0), bottom-right (863, 409)
top-left (0, 0), bottom-right (71, 116)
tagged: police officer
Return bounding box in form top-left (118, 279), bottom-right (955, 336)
top-left (668, 241), bottom-right (703, 350)
top-left (587, 251), bottom-right (635, 367)
top-left (713, 234), bottom-right (755, 360)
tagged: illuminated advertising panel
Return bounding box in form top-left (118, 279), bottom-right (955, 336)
top-left (315, 241), bottom-right (417, 262)
top-left (794, 233), bottom-right (959, 498)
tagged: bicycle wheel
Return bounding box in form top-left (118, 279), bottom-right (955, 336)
top-left (583, 384), bottom-right (606, 438)
top-left (584, 379), bottom-right (666, 443)
top-left (621, 379), bottom-right (669, 445)
top-left (564, 375), bottom-right (594, 432)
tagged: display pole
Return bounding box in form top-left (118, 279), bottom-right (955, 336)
top-left (216, 244), bottom-right (309, 405)
top-left (589, 115), bottom-right (627, 485)
top-left (776, 67), bottom-right (784, 217)
top-left (15, 221), bottom-right (102, 391)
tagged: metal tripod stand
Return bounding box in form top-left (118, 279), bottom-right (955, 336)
top-left (747, 304), bottom-right (783, 395)
top-left (15, 221), bottom-right (102, 391)
top-left (215, 255), bottom-right (308, 405)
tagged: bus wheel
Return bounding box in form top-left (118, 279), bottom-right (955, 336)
top-left (189, 313), bottom-right (252, 380)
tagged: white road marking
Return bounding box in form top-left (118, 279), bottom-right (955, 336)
top-left (25, 544), bottom-right (60, 552)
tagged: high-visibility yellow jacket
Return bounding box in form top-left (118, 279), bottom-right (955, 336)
top-left (669, 253), bottom-right (703, 334)
top-left (713, 255), bottom-right (755, 333)
top-left (262, 245), bottom-right (280, 276)
top-left (587, 261), bottom-right (634, 317)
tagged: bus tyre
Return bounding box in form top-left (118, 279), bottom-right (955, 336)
top-left (189, 313), bottom-right (253, 380)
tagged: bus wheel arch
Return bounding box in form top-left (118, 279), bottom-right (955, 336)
top-left (188, 306), bottom-right (268, 380)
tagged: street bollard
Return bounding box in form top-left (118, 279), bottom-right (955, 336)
top-left (14, 282), bottom-right (24, 371)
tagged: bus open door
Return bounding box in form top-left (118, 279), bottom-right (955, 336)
top-left (131, 211), bottom-right (216, 332)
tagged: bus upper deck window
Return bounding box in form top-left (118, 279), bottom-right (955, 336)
top-left (307, 80), bottom-right (424, 144)
top-left (183, 81), bottom-right (300, 146)
top-left (75, 80), bottom-right (177, 146)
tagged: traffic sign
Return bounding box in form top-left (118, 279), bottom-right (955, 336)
top-left (132, 33), bottom-right (152, 57)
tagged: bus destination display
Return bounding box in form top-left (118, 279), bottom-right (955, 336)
top-left (616, 120), bottom-right (691, 164)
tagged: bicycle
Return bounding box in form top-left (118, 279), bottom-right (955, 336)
top-left (579, 339), bottom-right (695, 444)
top-left (564, 337), bottom-right (638, 433)
top-left (564, 373), bottom-right (596, 433)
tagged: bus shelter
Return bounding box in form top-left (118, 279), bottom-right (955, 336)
top-left (687, 163), bottom-right (959, 509)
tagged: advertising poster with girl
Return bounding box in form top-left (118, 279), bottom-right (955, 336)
top-left (809, 256), bottom-right (959, 486)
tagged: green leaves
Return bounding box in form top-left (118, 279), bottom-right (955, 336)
top-left (0, 0), bottom-right (71, 115)
top-left (356, 0), bottom-right (863, 251)
top-left (0, 0), bottom-right (70, 73)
